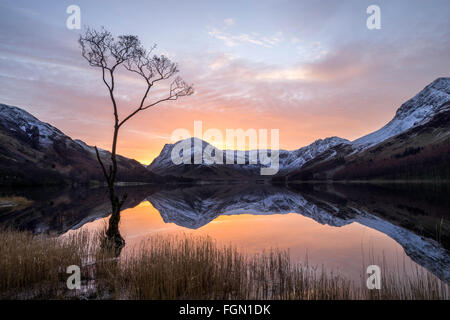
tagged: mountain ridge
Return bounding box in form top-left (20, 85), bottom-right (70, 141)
top-left (147, 136), bottom-right (350, 179)
top-left (1, 77), bottom-right (449, 184)
top-left (0, 103), bottom-right (166, 186)
top-left (286, 78), bottom-right (450, 181)
top-left (148, 77), bottom-right (450, 180)
top-left (352, 77), bottom-right (450, 151)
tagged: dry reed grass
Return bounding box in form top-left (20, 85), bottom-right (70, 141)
top-left (0, 229), bottom-right (448, 300)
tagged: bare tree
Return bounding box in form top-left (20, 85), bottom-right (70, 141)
top-left (79, 27), bottom-right (193, 250)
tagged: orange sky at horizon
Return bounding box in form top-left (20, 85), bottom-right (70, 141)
top-left (27, 75), bottom-right (410, 166)
top-left (61, 91), bottom-right (403, 165)
top-left (65, 104), bottom-right (387, 165)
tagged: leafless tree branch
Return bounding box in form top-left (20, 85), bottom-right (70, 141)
top-left (79, 27), bottom-right (194, 249)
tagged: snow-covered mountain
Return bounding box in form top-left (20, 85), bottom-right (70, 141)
top-left (0, 104), bottom-right (68, 147)
top-left (279, 136), bottom-right (350, 171)
top-left (148, 136), bottom-right (349, 178)
top-left (0, 103), bottom-right (112, 155)
top-left (352, 77), bottom-right (450, 151)
top-left (150, 78), bottom-right (450, 180)
top-left (286, 77), bottom-right (450, 181)
top-left (0, 103), bottom-right (159, 185)
top-left (2, 78), bottom-right (449, 183)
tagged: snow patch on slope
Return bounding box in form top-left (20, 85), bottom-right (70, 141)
top-left (352, 77), bottom-right (450, 151)
top-left (0, 103), bottom-right (66, 147)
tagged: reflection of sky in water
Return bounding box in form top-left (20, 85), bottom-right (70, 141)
top-left (77, 201), bottom-right (429, 283)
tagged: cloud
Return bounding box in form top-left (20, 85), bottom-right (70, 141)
top-left (207, 28), bottom-right (284, 48)
top-left (224, 18), bottom-right (235, 27)
top-left (208, 53), bottom-right (236, 70)
top-left (290, 37), bottom-right (300, 44)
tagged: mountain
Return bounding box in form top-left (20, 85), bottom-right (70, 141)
top-left (0, 103), bottom-right (163, 186)
top-left (353, 77), bottom-right (450, 151)
top-left (3, 78), bottom-right (448, 184)
top-left (150, 78), bottom-right (449, 181)
top-left (285, 77), bottom-right (450, 181)
top-left (147, 136), bottom-right (349, 179)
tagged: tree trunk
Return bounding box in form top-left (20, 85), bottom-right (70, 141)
top-left (105, 196), bottom-right (125, 250)
top-left (95, 125), bottom-right (126, 255)
top-left (105, 125), bottom-right (126, 252)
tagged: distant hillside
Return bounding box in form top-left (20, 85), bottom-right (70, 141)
top-left (147, 136), bottom-right (349, 180)
top-left (0, 103), bottom-right (185, 186)
top-left (284, 78), bottom-right (450, 182)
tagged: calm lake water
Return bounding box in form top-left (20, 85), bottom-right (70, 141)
top-left (1, 183), bottom-right (449, 284)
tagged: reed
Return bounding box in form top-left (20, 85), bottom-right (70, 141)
top-left (0, 229), bottom-right (448, 300)
top-left (0, 228), bottom-right (91, 299)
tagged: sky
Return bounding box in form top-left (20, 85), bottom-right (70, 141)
top-left (0, 0), bottom-right (449, 164)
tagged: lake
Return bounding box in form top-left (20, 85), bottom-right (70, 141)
top-left (1, 183), bottom-right (449, 285)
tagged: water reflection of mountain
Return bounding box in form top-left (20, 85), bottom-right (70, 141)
top-left (0, 183), bottom-right (448, 282)
top-left (0, 186), bottom-right (152, 235)
top-left (147, 184), bottom-right (450, 283)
